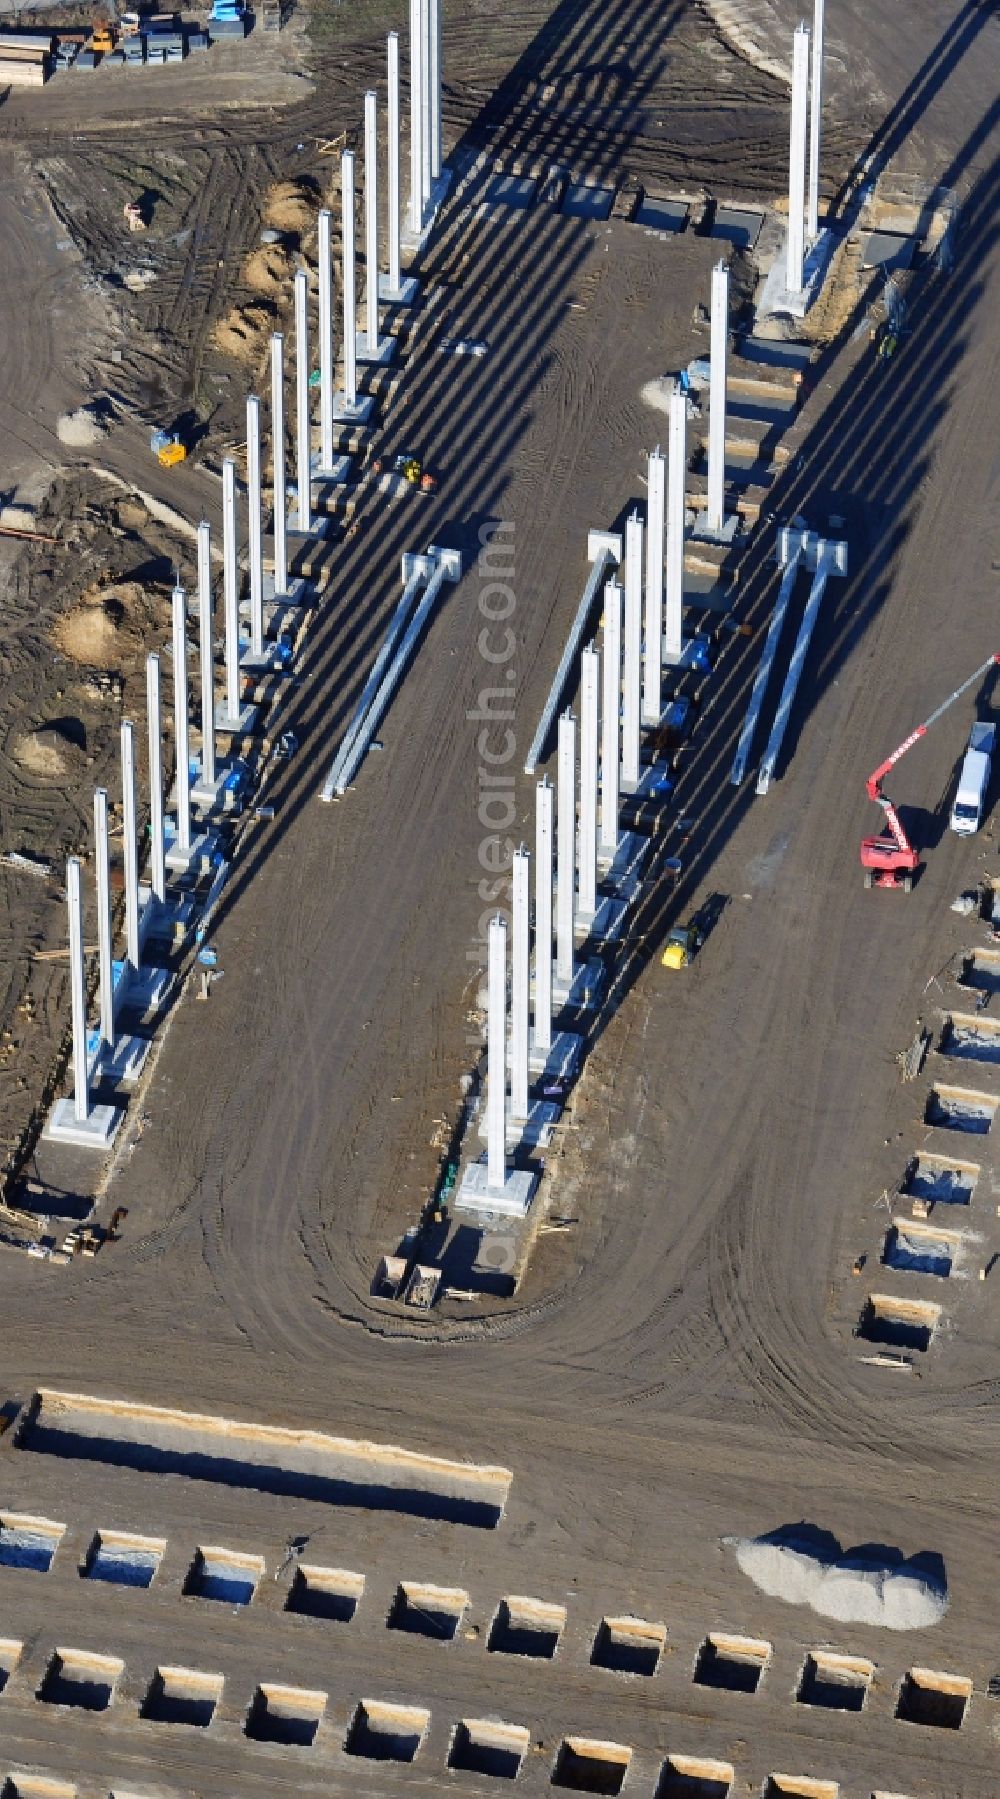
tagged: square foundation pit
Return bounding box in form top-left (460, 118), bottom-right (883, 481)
top-left (345, 1698), bottom-right (429, 1763)
top-left (694, 1632), bottom-right (770, 1693)
top-left (140, 1665), bottom-right (223, 1728)
top-left (900, 1152), bottom-right (977, 1205)
top-left (450, 1717), bottom-right (530, 1780)
top-left (285, 1562), bottom-right (364, 1622)
top-left (2, 1781), bottom-right (77, 1799)
top-left (940, 1012), bottom-right (1000, 1065)
top-left (797, 1651), bottom-right (873, 1712)
top-left (591, 1614), bottom-right (665, 1677)
top-left (895, 1666), bottom-right (971, 1729)
top-left (489, 1594), bottom-right (566, 1659)
top-left (183, 1545), bottom-right (263, 1605)
top-left (882, 1221), bottom-right (958, 1278)
top-left (38, 1647), bottom-right (123, 1712)
top-left (387, 1579), bottom-right (468, 1640)
top-left (81, 1529), bottom-right (165, 1589)
top-left (763, 1780), bottom-right (839, 1799)
top-left (552, 1736), bottom-right (632, 1794)
top-left (244, 1682), bottom-right (326, 1747)
top-left (924, 1084), bottom-right (996, 1134)
top-left (857, 1294), bottom-right (941, 1354)
top-left (656, 1755), bottom-right (734, 1798)
top-left (0, 1512), bottom-right (64, 1573)
top-left (0, 1638), bottom-right (23, 1692)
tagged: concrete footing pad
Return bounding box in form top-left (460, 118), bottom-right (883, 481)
top-left (314, 457), bottom-right (352, 488)
top-left (551, 957), bottom-right (605, 1011)
top-left (378, 273), bottom-right (419, 306)
top-left (578, 894), bottom-right (629, 945)
top-left (356, 332), bottom-right (396, 366)
top-left (96, 1032), bottom-right (150, 1086)
top-left (599, 831), bottom-right (653, 885)
top-left (165, 834), bottom-right (217, 879)
top-left (478, 1100), bottom-right (561, 1152)
top-left (456, 1160), bottom-right (538, 1219)
top-left (692, 511), bottom-right (740, 545)
top-left (529, 1031), bottom-right (583, 1080)
top-left (758, 226), bottom-right (835, 320)
top-left (624, 760), bottom-right (673, 803)
top-left (122, 966), bottom-right (175, 1018)
top-left (214, 701), bottom-right (259, 738)
top-left (331, 392), bottom-right (375, 427)
top-left (191, 766), bottom-right (245, 815)
top-left (45, 1097), bottom-right (123, 1149)
top-left (144, 895), bottom-right (196, 946)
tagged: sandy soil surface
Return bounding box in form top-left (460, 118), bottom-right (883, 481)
top-left (0, 0), bottom-right (997, 1794)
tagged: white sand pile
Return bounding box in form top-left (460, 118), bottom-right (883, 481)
top-left (734, 1527), bottom-right (948, 1630)
top-left (57, 405), bottom-right (108, 448)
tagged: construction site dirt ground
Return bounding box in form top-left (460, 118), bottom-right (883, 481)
top-left (0, 0), bottom-right (998, 1794)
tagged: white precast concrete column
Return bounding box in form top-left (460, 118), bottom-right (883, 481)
top-left (578, 647), bottom-right (599, 923)
top-left (621, 513), bottom-right (643, 790)
top-left (317, 209), bottom-right (334, 471)
top-left (555, 710), bottom-right (577, 986)
top-left (707, 261), bottom-right (729, 534)
top-left (408, 0), bottom-right (423, 234)
top-left (429, 0), bottom-right (442, 182)
top-left (270, 333), bottom-right (288, 597)
top-left (293, 268), bottom-right (311, 533)
top-left (600, 578), bottom-right (622, 858)
top-left (486, 913), bottom-right (508, 1192)
top-left (94, 787), bottom-right (114, 1051)
top-left (121, 719), bottom-right (140, 981)
top-left (387, 32), bottom-right (402, 292)
top-left (246, 395), bottom-right (264, 659)
top-left (341, 150), bottom-right (358, 409)
top-left (510, 845), bottom-right (530, 1122)
top-left (807, 0), bottom-right (825, 242)
top-left (787, 22), bottom-right (810, 295)
top-left (420, 0), bottom-right (432, 209)
top-left (172, 587), bottom-right (192, 856)
top-left (196, 521), bottom-right (215, 792)
top-left (665, 382), bottom-right (687, 662)
top-left (146, 654), bottom-right (165, 906)
top-left (643, 449), bottom-right (665, 724)
top-left (534, 777), bottom-right (554, 1054)
top-left (363, 90), bottom-right (380, 355)
top-left (222, 458), bottom-right (241, 724)
top-left (67, 856), bottom-right (90, 1124)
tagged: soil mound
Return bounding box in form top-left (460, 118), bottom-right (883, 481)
top-left (263, 178), bottom-right (318, 238)
top-left (52, 581), bottom-right (160, 672)
top-left (13, 723), bottom-right (85, 781)
top-left (56, 405), bottom-right (108, 448)
top-left (734, 1525), bottom-right (948, 1630)
top-left (212, 301), bottom-right (274, 366)
top-left (243, 244), bottom-right (292, 297)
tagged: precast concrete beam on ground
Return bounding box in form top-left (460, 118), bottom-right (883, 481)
top-left (729, 539), bottom-right (802, 786)
top-left (599, 577), bottom-right (622, 865)
top-left (326, 545), bottom-right (462, 795)
top-left (621, 513), bottom-right (643, 792)
top-left (642, 449), bottom-right (665, 725)
top-left (787, 22), bottom-right (810, 296)
top-left (706, 262), bottom-right (730, 536)
top-left (45, 857), bottom-right (122, 1149)
top-left (664, 383), bottom-right (687, 664)
top-left (321, 554), bottom-right (429, 800)
top-left (756, 536), bottom-right (845, 794)
top-left (524, 530), bottom-right (621, 774)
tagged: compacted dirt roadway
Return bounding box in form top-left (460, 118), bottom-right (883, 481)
top-left (0, 2), bottom-right (998, 1795)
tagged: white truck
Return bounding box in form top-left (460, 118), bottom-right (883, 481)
top-left (950, 721), bottom-right (996, 835)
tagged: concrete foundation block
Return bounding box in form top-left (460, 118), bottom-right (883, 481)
top-left (214, 700), bottom-right (260, 738)
top-left (456, 1159), bottom-right (538, 1219)
top-left (330, 392), bottom-right (375, 427)
top-left (551, 957), bottom-right (605, 1011)
top-left (45, 1097), bottom-right (123, 1150)
top-left (478, 1099), bottom-right (562, 1152)
top-left (598, 829), bottom-right (652, 885)
top-left (378, 273), bottom-right (419, 306)
top-left (588, 527), bottom-right (623, 563)
top-left (122, 965), bottom-right (175, 1019)
top-left (528, 1030), bottom-right (583, 1080)
top-left (355, 331), bottom-right (396, 366)
top-left (165, 833), bottom-right (218, 879)
top-left (96, 1032), bottom-right (150, 1087)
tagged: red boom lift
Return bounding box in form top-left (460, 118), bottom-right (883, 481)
top-left (861, 654), bottom-right (1000, 890)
